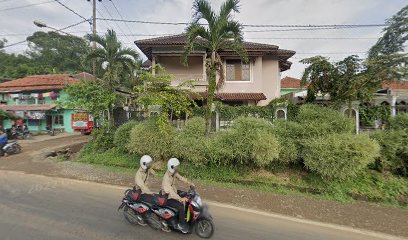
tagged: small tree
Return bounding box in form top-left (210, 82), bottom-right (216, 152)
top-left (62, 81), bottom-right (116, 120)
top-left (134, 66), bottom-right (199, 132)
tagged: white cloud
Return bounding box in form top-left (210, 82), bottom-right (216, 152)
top-left (0, 0), bottom-right (406, 78)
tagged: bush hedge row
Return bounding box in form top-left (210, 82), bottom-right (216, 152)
top-left (86, 105), bottom-right (406, 180)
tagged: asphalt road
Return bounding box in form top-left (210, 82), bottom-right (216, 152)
top-left (0, 171), bottom-right (403, 240)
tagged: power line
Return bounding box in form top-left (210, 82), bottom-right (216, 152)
top-left (53, 0), bottom-right (90, 23)
top-left (1, 40), bottom-right (27, 49)
top-left (246, 37), bottom-right (378, 40)
top-left (96, 18), bottom-right (386, 28)
top-left (99, 2), bottom-right (134, 48)
top-left (295, 52), bottom-right (367, 55)
top-left (2, 20), bottom-right (90, 49)
top-left (0, 0), bottom-right (54, 12)
top-left (109, 0), bottom-right (138, 45)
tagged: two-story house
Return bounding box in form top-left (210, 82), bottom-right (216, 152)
top-left (0, 72), bottom-right (93, 132)
top-left (135, 34), bottom-right (295, 106)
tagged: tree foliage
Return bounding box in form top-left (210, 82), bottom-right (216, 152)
top-left (85, 29), bottom-right (139, 89)
top-left (134, 66), bottom-right (199, 132)
top-left (62, 80), bottom-right (116, 117)
top-left (27, 31), bottom-right (90, 73)
top-left (368, 5), bottom-right (407, 58)
top-left (183, 0), bottom-right (247, 133)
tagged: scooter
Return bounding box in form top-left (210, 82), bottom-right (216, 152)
top-left (1, 140), bottom-right (22, 156)
top-left (147, 186), bottom-right (214, 238)
top-left (118, 187), bottom-right (152, 226)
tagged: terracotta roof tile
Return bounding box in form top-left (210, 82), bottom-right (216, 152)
top-left (192, 92), bottom-right (266, 101)
top-left (382, 81), bottom-right (408, 90)
top-left (0, 104), bottom-right (57, 111)
top-left (135, 34), bottom-right (295, 72)
top-left (0, 72), bottom-right (91, 92)
top-left (281, 76), bottom-right (308, 89)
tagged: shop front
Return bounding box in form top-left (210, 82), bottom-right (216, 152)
top-left (0, 105), bottom-right (74, 133)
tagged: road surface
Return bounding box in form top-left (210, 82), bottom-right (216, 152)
top-left (0, 171), bottom-right (404, 240)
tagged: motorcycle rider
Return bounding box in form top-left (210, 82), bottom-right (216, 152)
top-left (0, 130), bottom-right (8, 156)
top-left (162, 158), bottom-right (195, 233)
top-left (135, 155), bottom-right (156, 204)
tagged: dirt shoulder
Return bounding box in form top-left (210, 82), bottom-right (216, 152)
top-left (0, 135), bottom-right (407, 238)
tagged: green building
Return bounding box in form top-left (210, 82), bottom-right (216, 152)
top-left (0, 72), bottom-right (92, 133)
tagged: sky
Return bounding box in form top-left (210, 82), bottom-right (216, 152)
top-left (0, 0), bottom-right (406, 78)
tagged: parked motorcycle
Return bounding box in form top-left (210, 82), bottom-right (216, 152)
top-left (118, 187), bottom-right (152, 226)
top-left (147, 187), bottom-right (214, 238)
top-left (1, 140), bottom-right (22, 156)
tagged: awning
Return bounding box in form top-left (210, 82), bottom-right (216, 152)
top-left (0, 104), bottom-right (57, 111)
top-left (191, 92), bottom-right (266, 101)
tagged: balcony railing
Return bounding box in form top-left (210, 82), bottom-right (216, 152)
top-left (170, 73), bottom-right (207, 85)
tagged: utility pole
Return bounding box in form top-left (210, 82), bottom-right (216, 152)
top-left (92, 0), bottom-right (97, 80)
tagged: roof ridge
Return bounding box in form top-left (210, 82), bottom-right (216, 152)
top-left (134, 33), bottom-right (187, 44)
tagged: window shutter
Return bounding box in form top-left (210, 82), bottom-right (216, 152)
top-left (234, 63), bottom-right (242, 81)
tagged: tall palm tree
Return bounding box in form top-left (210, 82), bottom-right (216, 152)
top-left (86, 29), bottom-right (139, 90)
top-left (183, 0), bottom-right (247, 133)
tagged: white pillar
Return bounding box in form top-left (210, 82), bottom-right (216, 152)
top-left (355, 110), bottom-right (360, 134)
top-left (390, 96), bottom-right (397, 117)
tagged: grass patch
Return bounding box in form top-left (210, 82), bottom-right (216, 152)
top-left (78, 147), bottom-right (140, 169)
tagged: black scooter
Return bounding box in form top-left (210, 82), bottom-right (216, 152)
top-left (147, 187), bottom-right (214, 238)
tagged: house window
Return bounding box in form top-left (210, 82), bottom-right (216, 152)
top-left (54, 115), bottom-right (64, 125)
top-left (226, 60), bottom-right (250, 81)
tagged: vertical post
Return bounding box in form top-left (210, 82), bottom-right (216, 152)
top-left (203, 53), bottom-right (206, 82)
top-left (152, 55), bottom-right (156, 75)
top-left (92, 0), bottom-right (97, 80)
top-left (390, 96), bottom-right (397, 117)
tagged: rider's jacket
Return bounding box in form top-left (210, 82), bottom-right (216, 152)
top-left (135, 167), bottom-right (155, 194)
top-left (161, 171), bottom-right (192, 201)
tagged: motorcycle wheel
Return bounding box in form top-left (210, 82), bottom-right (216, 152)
top-left (123, 205), bottom-right (146, 226)
top-left (14, 144), bottom-right (22, 154)
top-left (195, 217), bottom-right (214, 239)
top-left (146, 212), bottom-right (162, 230)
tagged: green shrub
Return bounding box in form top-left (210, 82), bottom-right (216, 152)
top-left (296, 104), bottom-right (354, 134)
top-left (206, 117), bottom-right (280, 167)
top-left (127, 119), bottom-right (175, 160)
top-left (114, 121), bottom-right (138, 152)
top-left (87, 124), bottom-right (115, 152)
top-left (303, 133), bottom-right (380, 179)
top-left (172, 117), bottom-right (208, 165)
top-left (389, 113), bottom-right (408, 130)
top-left (371, 130), bottom-right (408, 176)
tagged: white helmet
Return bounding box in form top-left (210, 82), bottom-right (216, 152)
top-left (140, 155), bottom-right (153, 170)
top-left (167, 158), bottom-right (180, 174)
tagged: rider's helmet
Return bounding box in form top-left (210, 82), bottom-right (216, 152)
top-left (167, 158), bottom-right (180, 174)
top-left (140, 155), bottom-right (153, 170)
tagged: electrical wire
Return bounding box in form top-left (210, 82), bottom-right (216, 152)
top-left (0, 0), bottom-right (54, 12)
top-left (96, 18), bottom-right (386, 28)
top-left (100, 1), bottom-right (133, 46)
top-left (2, 19), bottom-right (90, 49)
top-left (53, 0), bottom-right (90, 23)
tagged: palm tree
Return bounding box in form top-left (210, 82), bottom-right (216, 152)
top-left (183, 0), bottom-right (247, 133)
top-left (86, 29), bottom-right (139, 90)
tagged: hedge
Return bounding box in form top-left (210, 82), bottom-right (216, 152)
top-left (303, 133), bottom-right (380, 179)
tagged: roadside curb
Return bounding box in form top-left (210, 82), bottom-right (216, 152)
top-left (1, 170), bottom-right (406, 240)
